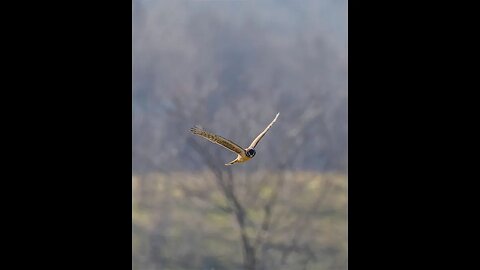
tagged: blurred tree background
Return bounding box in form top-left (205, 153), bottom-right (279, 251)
top-left (133, 0), bottom-right (347, 269)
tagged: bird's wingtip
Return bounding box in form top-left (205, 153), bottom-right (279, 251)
top-left (190, 125), bottom-right (203, 133)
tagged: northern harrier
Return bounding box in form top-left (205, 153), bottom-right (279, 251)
top-left (190, 113), bottom-right (280, 165)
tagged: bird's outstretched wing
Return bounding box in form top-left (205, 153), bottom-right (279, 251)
top-left (248, 112), bottom-right (280, 149)
top-left (190, 127), bottom-right (245, 155)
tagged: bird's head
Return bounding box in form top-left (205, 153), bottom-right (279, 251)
top-left (246, 149), bottom-right (256, 158)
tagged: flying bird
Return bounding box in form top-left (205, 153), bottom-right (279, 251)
top-left (190, 113), bottom-right (280, 166)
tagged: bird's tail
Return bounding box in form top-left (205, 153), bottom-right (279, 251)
top-left (225, 158), bottom-right (239, 166)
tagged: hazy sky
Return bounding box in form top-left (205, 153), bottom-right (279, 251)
top-left (132, 0), bottom-right (347, 172)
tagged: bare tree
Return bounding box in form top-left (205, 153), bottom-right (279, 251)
top-left (133, 1), bottom-right (347, 269)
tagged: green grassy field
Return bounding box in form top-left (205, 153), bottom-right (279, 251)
top-left (133, 171), bottom-right (347, 270)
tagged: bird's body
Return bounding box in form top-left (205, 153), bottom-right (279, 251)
top-left (190, 113), bottom-right (279, 166)
top-left (224, 148), bottom-right (257, 165)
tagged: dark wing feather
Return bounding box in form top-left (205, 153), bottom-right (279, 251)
top-left (248, 112), bottom-right (279, 149)
top-left (190, 127), bottom-right (245, 155)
